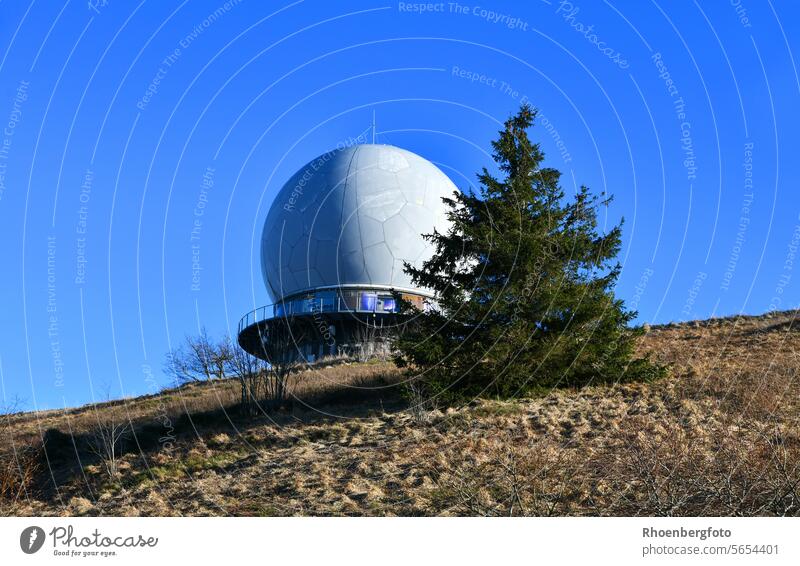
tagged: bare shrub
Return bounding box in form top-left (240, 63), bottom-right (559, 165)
top-left (88, 409), bottom-right (129, 478)
top-left (597, 416), bottom-right (711, 515)
top-left (0, 444), bottom-right (40, 503)
top-left (704, 422), bottom-right (800, 516)
top-left (252, 319), bottom-right (303, 409)
top-left (264, 362), bottom-right (297, 409)
top-left (352, 322), bottom-right (392, 362)
top-left (352, 323), bottom-right (377, 362)
top-left (406, 376), bottom-right (433, 424)
top-left (761, 428), bottom-right (800, 515)
top-left (0, 397), bottom-right (40, 504)
top-left (592, 414), bottom-right (800, 516)
top-left (228, 345), bottom-right (267, 415)
top-left (164, 328), bottom-right (230, 384)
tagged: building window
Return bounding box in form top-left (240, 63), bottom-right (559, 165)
top-left (378, 295), bottom-right (396, 312)
top-left (340, 290), bottom-right (359, 311)
top-left (271, 289), bottom-right (425, 318)
top-left (359, 292), bottom-right (377, 312)
top-left (401, 293), bottom-right (424, 311)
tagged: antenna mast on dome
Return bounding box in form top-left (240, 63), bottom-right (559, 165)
top-left (371, 110), bottom-right (376, 144)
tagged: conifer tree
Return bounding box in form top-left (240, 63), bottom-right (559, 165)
top-left (395, 105), bottom-right (664, 402)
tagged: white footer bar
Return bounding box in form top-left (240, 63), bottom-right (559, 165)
top-left (1, 517), bottom-right (798, 565)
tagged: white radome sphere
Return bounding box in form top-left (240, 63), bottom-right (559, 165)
top-left (261, 144), bottom-right (456, 301)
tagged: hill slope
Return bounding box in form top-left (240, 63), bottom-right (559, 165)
top-left (2, 311), bottom-right (799, 516)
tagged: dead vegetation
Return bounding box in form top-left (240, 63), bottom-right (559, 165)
top-left (1, 310), bottom-right (799, 516)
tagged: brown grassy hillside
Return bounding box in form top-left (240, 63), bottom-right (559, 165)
top-left (2, 311), bottom-right (799, 516)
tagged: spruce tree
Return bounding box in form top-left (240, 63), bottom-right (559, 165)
top-left (395, 105), bottom-right (664, 403)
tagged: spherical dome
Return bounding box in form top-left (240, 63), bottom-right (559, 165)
top-left (261, 144), bottom-right (456, 301)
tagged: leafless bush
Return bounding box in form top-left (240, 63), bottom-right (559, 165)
top-left (406, 376), bottom-right (433, 424)
top-left (0, 444), bottom-right (40, 503)
top-left (593, 414), bottom-right (800, 516)
top-left (252, 320), bottom-right (303, 409)
top-left (164, 328), bottom-right (230, 384)
top-left (353, 322), bottom-right (391, 362)
top-left (228, 345), bottom-right (268, 415)
top-left (433, 413), bottom-right (799, 517)
top-left (88, 409), bottom-right (129, 478)
top-left (596, 417), bottom-right (712, 515)
top-left (761, 429), bottom-right (800, 515)
top-left (264, 362), bottom-right (297, 409)
top-left (704, 423), bottom-right (800, 516)
top-left (0, 397), bottom-right (40, 504)
top-left (265, 346), bottom-right (297, 408)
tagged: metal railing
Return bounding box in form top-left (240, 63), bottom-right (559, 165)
top-left (238, 304), bottom-right (275, 335)
top-left (237, 291), bottom-right (400, 335)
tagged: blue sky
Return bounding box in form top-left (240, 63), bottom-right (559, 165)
top-left (0, 0), bottom-right (798, 410)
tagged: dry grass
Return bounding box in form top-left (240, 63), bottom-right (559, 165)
top-left (0, 443), bottom-right (40, 505)
top-left (1, 310), bottom-right (799, 516)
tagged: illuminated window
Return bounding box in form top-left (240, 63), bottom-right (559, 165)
top-left (378, 296), bottom-right (396, 312)
top-left (359, 292), bottom-right (377, 312)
